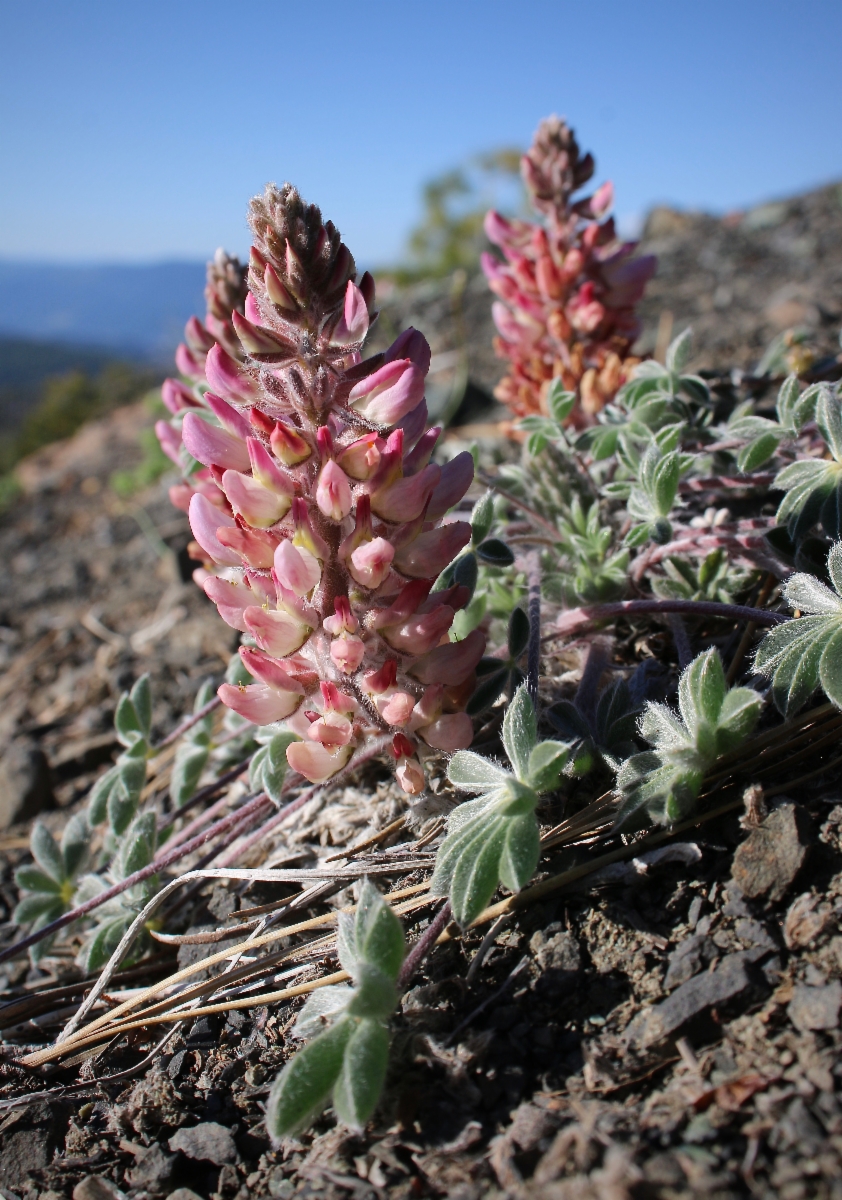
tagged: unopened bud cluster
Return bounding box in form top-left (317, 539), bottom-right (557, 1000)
top-left (483, 115), bottom-right (656, 422)
top-left (157, 185), bottom-right (483, 791)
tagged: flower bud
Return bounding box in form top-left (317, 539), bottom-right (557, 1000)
top-left (329, 280), bottom-right (370, 346)
top-left (185, 315), bottom-right (216, 354)
top-left (264, 263), bottom-right (298, 310)
top-left (316, 460), bottom-right (353, 521)
top-left (162, 379), bottom-right (199, 414)
top-left (232, 312), bottom-right (294, 359)
top-left (247, 439), bottom-right (296, 499)
top-left (286, 740), bottom-right (353, 784)
top-left (349, 360), bottom-right (425, 426)
top-left (393, 520), bottom-right (471, 578)
top-left (270, 421), bottom-right (311, 466)
top-left (176, 343), bottom-right (205, 381)
top-left (205, 344), bottom-right (259, 404)
top-left (155, 421), bottom-right (183, 466)
top-left (364, 659), bottom-right (398, 694)
top-left (222, 469), bottom-right (291, 527)
top-left (291, 498), bottom-right (330, 560)
top-left (182, 412), bottom-right (251, 472)
top-left (217, 681), bottom-right (303, 724)
top-left (188, 493), bottom-right (241, 566)
top-left (249, 406), bottom-right (276, 436)
top-left (243, 604), bottom-right (313, 658)
top-left (324, 596), bottom-right (359, 636)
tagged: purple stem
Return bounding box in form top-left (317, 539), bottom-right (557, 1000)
top-left (212, 735), bottom-right (394, 868)
top-left (666, 613), bottom-right (693, 669)
top-left (0, 791), bottom-right (271, 967)
top-left (550, 598), bottom-right (788, 640)
top-left (152, 696), bottom-right (222, 751)
top-left (526, 551), bottom-right (542, 704)
top-left (398, 900), bottom-right (452, 989)
top-left (156, 756), bottom-right (253, 834)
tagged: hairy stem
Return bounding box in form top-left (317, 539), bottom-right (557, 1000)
top-left (0, 791), bottom-right (271, 967)
top-left (526, 551), bottom-right (542, 704)
top-left (152, 695), bottom-right (222, 751)
top-left (398, 900), bottom-right (452, 989)
top-left (548, 598), bottom-right (788, 640)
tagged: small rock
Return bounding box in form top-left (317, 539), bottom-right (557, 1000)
top-left (0, 738), bottom-right (55, 829)
top-left (626, 951), bottom-right (767, 1049)
top-left (165, 1191), bottom-right (205, 1200)
top-left (663, 934), bottom-right (714, 991)
top-left (529, 929), bottom-right (581, 973)
top-left (784, 892), bottom-right (832, 949)
top-left (0, 1100), bottom-right (68, 1190)
top-left (506, 1101), bottom-right (556, 1152)
top-left (169, 1120), bottom-right (237, 1166)
top-left (787, 981), bottom-right (842, 1031)
top-left (126, 1142), bottom-right (175, 1191)
top-left (731, 802), bottom-right (811, 902)
top-left (72, 1178), bottom-right (127, 1200)
top-left (734, 917), bottom-right (778, 951)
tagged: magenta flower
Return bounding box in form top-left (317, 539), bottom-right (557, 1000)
top-left (156, 186), bottom-right (485, 790)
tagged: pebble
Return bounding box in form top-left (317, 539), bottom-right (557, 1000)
top-left (731, 802), bottom-right (811, 902)
top-left (626, 950), bottom-right (767, 1048)
top-left (169, 1120), bottom-right (237, 1166)
top-left (72, 1178), bottom-right (127, 1200)
top-left (788, 981), bottom-right (842, 1032)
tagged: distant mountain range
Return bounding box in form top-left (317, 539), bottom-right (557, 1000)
top-left (0, 260), bottom-right (207, 362)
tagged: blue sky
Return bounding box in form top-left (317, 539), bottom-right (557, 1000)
top-left (2, 0), bottom-right (841, 268)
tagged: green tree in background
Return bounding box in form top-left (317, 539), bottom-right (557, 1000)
top-left (394, 148), bottom-right (524, 282)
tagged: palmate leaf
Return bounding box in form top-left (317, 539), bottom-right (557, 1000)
top-left (755, 543), bottom-right (842, 713)
top-left (775, 387), bottom-right (842, 541)
top-left (265, 880), bottom-right (405, 1140)
top-left (433, 688), bottom-right (565, 927)
top-left (267, 1016), bottom-right (353, 1138)
top-left (617, 649), bottom-right (762, 827)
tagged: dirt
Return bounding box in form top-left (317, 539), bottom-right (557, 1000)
top-left (1, 185), bottom-right (842, 1198)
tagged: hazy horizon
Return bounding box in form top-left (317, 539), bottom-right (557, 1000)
top-left (3, 0), bottom-right (842, 268)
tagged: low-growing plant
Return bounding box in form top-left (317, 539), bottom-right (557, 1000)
top-left (88, 674), bottom-right (153, 836)
top-left (13, 816), bottom-right (90, 963)
top-left (267, 879), bottom-right (404, 1137)
top-left (616, 648), bottom-right (762, 826)
top-left (754, 541), bottom-right (842, 714)
top-left (431, 686), bottom-right (569, 926)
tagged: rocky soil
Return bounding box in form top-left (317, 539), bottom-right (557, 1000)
top-left (1, 182), bottom-right (842, 1200)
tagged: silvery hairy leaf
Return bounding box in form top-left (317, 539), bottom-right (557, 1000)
top-left (502, 685), bottom-right (537, 780)
top-left (755, 543), bottom-right (842, 713)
